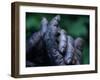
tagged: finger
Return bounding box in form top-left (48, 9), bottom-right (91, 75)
top-left (53, 15), bottom-right (60, 21)
top-left (73, 37), bottom-right (84, 64)
top-left (74, 37), bottom-right (84, 51)
top-left (58, 29), bottom-right (67, 54)
top-left (64, 36), bottom-right (74, 64)
top-left (40, 17), bottom-right (48, 36)
top-left (64, 44), bottom-right (74, 64)
top-left (41, 17), bottom-right (48, 26)
top-left (49, 15), bottom-right (60, 27)
top-left (48, 15), bottom-right (61, 36)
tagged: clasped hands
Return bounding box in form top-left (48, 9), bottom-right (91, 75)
top-left (26, 15), bottom-right (84, 66)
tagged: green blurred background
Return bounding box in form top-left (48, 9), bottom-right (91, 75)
top-left (26, 12), bottom-right (90, 64)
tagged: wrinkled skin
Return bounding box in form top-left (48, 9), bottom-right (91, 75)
top-left (26, 15), bottom-right (84, 67)
top-left (44, 15), bottom-right (65, 65)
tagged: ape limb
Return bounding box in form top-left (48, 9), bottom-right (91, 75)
top-left (44, 15), bottom-right (65, 65)
top-left (26, 17), bottom-right (48, 53)
top-left (26, 15), bottom-right (85, 66)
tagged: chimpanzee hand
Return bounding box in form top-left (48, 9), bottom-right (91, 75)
top-left (43, 15), bottom-right (84, 65)
top-left (26, 15), bottom-right (84, 66)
